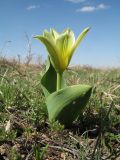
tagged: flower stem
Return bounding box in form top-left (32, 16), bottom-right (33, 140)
top-left (57, 72), bottom-right (62, 91)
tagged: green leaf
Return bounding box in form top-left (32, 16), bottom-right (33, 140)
top-left (41, 58), bottom-right (66, 97)
top-left (41, 58), bottom-right (57, 97)
top-left (46, 84), bottom-right (92, 126)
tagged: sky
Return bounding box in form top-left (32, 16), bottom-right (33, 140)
top-left (0, 0), bottom-right (120, 67)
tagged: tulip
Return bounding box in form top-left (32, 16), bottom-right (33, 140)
top-left (34, 27), bottom-right (90, 90)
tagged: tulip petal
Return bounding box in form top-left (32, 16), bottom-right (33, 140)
top-left (44, 30), bottom-right (56, 44)
top-left (66, 30), bottom-right (75, 56)
top-left (50, 29), bottom-right (59, 40)
top-left (75, 27), bottom-right (90, 50)
top-left (68, 27), bottom-right (90, 63)
top-left (34, 35), bottom-right (61, 71)
top-left (34, 27), bottom-right (90, 73)
top-left (56, 30), bottom-right (75, 70)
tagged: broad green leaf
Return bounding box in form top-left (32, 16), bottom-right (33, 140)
top-left (41, 58), bottom-right (57, 97)
top-left (46, 84), bottom-right (92, 126)
top-left (41, 58), bottom-right (66, 97)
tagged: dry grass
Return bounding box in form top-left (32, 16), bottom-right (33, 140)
top-left (0, 58), bottom-right (120, 160)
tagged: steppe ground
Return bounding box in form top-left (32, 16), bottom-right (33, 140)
top-left (0, 58), bottom-right (120, 160)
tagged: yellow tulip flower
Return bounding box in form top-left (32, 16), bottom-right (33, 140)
top-left (34, 27), bottom-right (90, 74)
